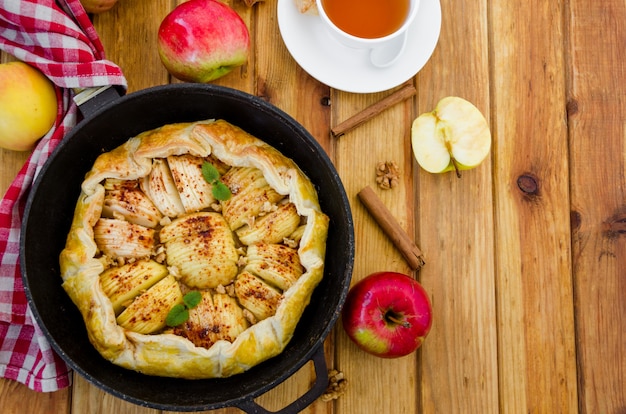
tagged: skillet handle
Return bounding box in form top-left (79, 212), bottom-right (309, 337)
top-left (235, 346), bottom-right (329, 414)
top-left (73, 85), bottom-right (123, 119)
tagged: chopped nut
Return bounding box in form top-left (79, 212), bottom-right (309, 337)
top-left (283, 237), bottom-right (298, 249)
top-left (154, 245), bottom-right (167, 263)
top-left (225, 283), bottom-right (236, 297)
top-left (215, 284), bottom-right (226, 294)
top-left (167, 265), bottom-right (181, 279)
top-left (243, 308), bottom-right (257, 325)
top-left (321, 369), bottom-right (347, 402)
top-left (262, 201), bottom-right (276, 213)
top-left (375, 161), bottom-right (400, 190)
top-left (99, 255), bottom-right (115, 269)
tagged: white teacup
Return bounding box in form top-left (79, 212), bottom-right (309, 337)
top-left (316, 0), bottom-right (420, 68)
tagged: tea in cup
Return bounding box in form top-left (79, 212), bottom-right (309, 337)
top-left (316, 0), bottom-right (420, 67)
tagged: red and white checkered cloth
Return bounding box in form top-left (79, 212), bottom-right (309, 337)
top-left (0, 0), bottom-right (126, 392)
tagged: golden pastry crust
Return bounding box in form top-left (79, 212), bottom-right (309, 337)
top-left (59, 119), bottom-right (329, 378)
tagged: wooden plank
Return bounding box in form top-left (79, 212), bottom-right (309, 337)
top-left (333, 84), bottom-right (418, 414)
top-left (250, 2), bottom-right (332, 413)
top-left (489, 0), bottom-right (578, 412)
top-left (251, 1), bottom-right (331, 149)
top-left (0, 377), bottom-right (71, 414)
top-left (93, 0), bottom-right (171, 93)
top-left (71, 375), bottom-right (157, 414)
top-left (567, 0), bottom-right (626, 412)
top-left (0, 150), bottom-right (30, 195)
top-left (413, 0), bottom-right (499, 412)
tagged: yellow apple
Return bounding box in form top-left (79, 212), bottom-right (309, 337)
top-left (0, 61), bottom-right (57, 151)
top-left (411, 96), bottom-right (491, 177)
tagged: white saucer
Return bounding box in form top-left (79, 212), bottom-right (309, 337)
top-left (277, 0), bottom-right (441, 93)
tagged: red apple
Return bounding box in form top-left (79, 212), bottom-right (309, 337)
top-left (157, 0), bottom-right (250, 83)
top-left (341, 272), bottom-right (432, 358)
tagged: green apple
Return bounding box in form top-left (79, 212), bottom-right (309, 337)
top-left (0, 61), bottom-right (57, 151)
top-left (411, 96), bottom-right (491, 176)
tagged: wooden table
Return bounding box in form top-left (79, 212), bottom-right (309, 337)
top-left (2, 0), bottom-right (625, 412)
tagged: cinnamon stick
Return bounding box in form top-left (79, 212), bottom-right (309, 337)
top-left (357, 185), bottom-right (425, 270)
top-left (331, 83), bottom-right (417, 137)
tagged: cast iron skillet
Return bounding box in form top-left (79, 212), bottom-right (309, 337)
top-left (20, 84), bottom-right (354, 413)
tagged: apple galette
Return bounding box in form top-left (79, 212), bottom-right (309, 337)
top-left (59, 119), bottom-right (329, 378)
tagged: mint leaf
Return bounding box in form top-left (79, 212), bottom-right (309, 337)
top-left (183, 291), bottom-right (202, 309)
top-left (212, 181), bottom-right (232, 201)
top-left (166, 304), bottom-right (189, 327)
top-left (201, 162), bottom-right (220, 183)
top-left (202, 161), bottom-right (231, 201)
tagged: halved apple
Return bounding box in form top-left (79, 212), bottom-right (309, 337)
top-left (411, 96), bottom-right (491, 177)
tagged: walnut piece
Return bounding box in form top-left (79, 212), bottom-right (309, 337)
top-left (321, 369), bottom-right (347, 402)
top-left (375, 161), bottom-right (400, 190)
top-left (283, 237), bottom-right (298, 249)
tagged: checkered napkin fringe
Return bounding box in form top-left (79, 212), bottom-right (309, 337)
top-left (0, 0), bottom-right (126, 392)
